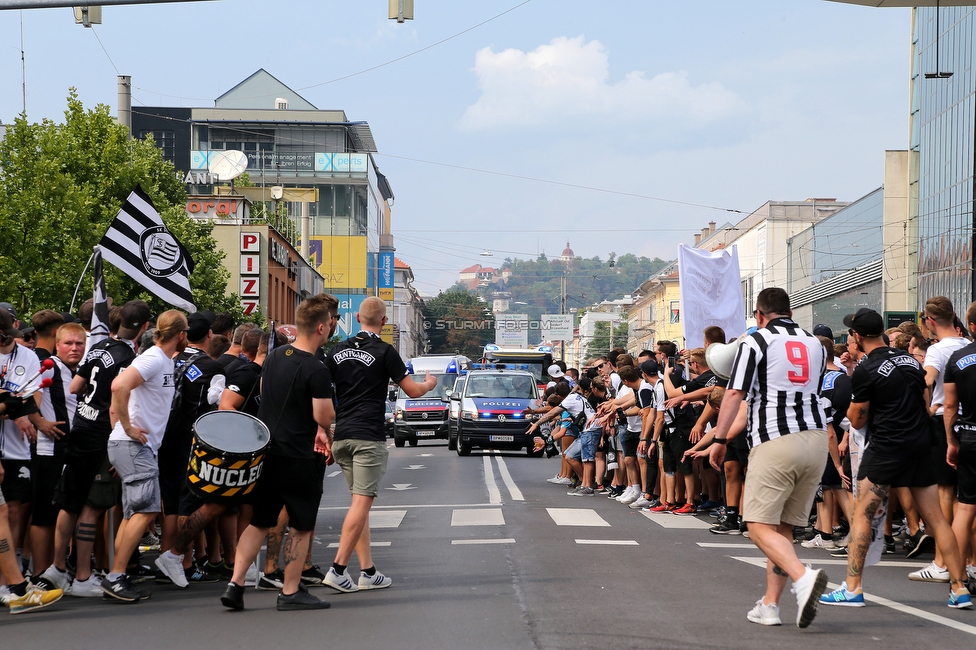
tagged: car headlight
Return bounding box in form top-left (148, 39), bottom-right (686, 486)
top-left (395, 409), bottom-right (404, 421)
top-left (461, 409), bottom-right (477, 420)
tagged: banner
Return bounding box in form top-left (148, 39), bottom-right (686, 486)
top-left (89, 248), bottom-right (111, 346)
top-left (98, 186), bottom-right (196, 312)
top-left (677, 244), bottom-right (745, 349)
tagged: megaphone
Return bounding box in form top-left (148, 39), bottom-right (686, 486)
top-left (706, 338), bottom-right (742, 381)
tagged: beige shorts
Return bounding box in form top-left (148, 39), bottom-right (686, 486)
top-left (742, 429), bottom-right (827, 527)
top-left (332, 439), bottom-right (389, 498)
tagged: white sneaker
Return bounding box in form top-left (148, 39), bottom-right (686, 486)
top-left (746, 598), bottom-right (781, 625)
top-left (65, 575), bottom-right (103, 598)
top-left (618, 490), bottom-right (640, 505)
top-left (909, 562), bottom-right (950, 583)
top-left (615, 487), bottom-right (635, 502)
top-left (243, 561), bottom-right (260, 588)
top-left (546, 474), bottom-right (562, 484)
top-left (629, 496), bottom-right (651, 509)
top-left (358, 569), bottom-right (392, 590)
top-left (37, 565), bottom-right (69, 590)
top-left (0, 585), bottom-right (11, 606)
top-left (800, 534), bottom-right (835, 550)
top-left (154, 552), bottom-right (190, 589)
top-left (323, 567), bottom-right (359, 593)
top-left (552, 476), bottom-right (573, 485)
top-left (791, 566), bottom-right (828, 628)
top-left (968, 565), bottom-right (976, 583)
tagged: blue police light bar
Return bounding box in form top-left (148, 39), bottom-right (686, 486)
top-left (406, 361), bottom-right (414, 374)
top-left (446, 360), bottom-right (457, 373)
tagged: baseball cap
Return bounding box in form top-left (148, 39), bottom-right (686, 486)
top-left (640, 359), bottom-right (660, 377)
top-left (812, 324), bottom-right (833, 339)
top-left (547, 364), bottom-right (565, 379)
top-left (0, 308), bottom-right (21, 339)
top-left (120, 300), bottom-right (153, 331)
top-left (0, 302), bottom-right (17, 321)
top-left (60, 311), bottom-right (80, 324)
top-left (186, 310), bottom-right (216, 341)
top-left (843, 308), bottom-right (884, 337)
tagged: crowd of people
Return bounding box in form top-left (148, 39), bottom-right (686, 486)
top-left (0, 294), bottom-right (433, 613)
top-left (530, 288), bottom-right (976, 627)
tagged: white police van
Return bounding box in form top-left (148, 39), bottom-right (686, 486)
top-left (394, 354), bottom-right (472, 447)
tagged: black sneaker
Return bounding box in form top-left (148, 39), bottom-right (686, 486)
top-left (277, 584), bottom-right (331, 611)
top-left (101, 575), bottom-right (144, 602)
top-left (185, 565), bottom-right (221, 583)
top-left (258, 569), bottom-right (285, 591)
top-left (709, 518), bottom-right (742, 535)
top-left (155, 569), bottom-right (173, 585)
top-left (300, 565), bottom-right (326, 587)
top-left (883, 535), bottom-right (896, 554)
top-left (905, 529), bottom-right (931, 558)
top-left (829, 545), bottom-right (848, 557)
top-left (207, 561), bottom-right (235, 581)
top-left (220, 582), bottom-right (245, 610)
top-left (128, 564), bottom-right (155, 584)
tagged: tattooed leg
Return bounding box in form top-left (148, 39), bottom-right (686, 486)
top-left (846, 478), bottom-right (888, 591)
top-left (280, 529), bottom-right (313, 596)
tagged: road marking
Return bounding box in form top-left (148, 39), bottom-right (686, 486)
top-left (327, 541), bottom-right (392, 548)
top-left (320, 503), bottom-right (497, 511)
top-left (483, 456), bottom-right (502, 505)
top-left (404, 464), bottom-right (426, 470)
top-left (386, 483), bottom-right (416, 491)
top-left (546, 508), bottom-right (610, 527)
top-left (418, 453), bottom-right (433, 457)
top-left (730, 556), bottom-right (976, 637)
top-left (640, 511), bottom-right (713, 529)
top-left (451, 538), bottom-right (516, 545)
top-left (575, 539), bottom-right (639, 546)
top-left (451, 508), bottom-right (505, 526)
top-left (697, 542), bottom-right (756, 549)
top-left (326, 470), bottom-right (342, 478)
top-left (492, 453), bottom-right (524, 501)
top-left (369, 510), bottom-right (407, 528)
top-left (729, 555), bottom-right (928, 568)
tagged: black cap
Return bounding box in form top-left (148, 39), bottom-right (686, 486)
top-left (640, 359), bottom-right (660, 377)
top-left (60, 311), bottom-right (80, 324)
top-left (187, 310), bottom-right (216, 342)
top-left (843, 308), bottom-right (884, 337)
top-left (0, 308), bottom-right (20, 339)
top-left (0, 302), bottom-right (17, 321)
top-left (120, 300), bottom-right (153, 331)
top-left (812, 324), bottom-right (833, 339)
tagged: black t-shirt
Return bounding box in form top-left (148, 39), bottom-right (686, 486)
top-left (943, 342), bottom-right (976, 439)
top-left (258, 344), bottom-right (333, 458)
top-left (850, 347), bottom-right (930, 453)
top-left (682, 368), bottom-right (727, 393)
top-left (665, 369), bottom-right (698, 433)
top-left (217, 353), bottom-right (240, 369)
top-left (225, 361), bottom-right (262, 417)
top-left (820, 369), bottom-right (852, 431)
top-left (161, 347), bottom-right (225, 454)
top-left (70, 338), bottom-right (136, 452)
top-left (327, 332), bottom-right (408, 442)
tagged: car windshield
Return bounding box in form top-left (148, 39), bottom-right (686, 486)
top-left (465, 374), bottom-right (537, 399)
top-left (398, 373), bottom-right (455, 399)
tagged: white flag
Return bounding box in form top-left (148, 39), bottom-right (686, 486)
top-left (98, 186), bottom-right (196, 312)
top-left (677, 244), bottom-right (746, 349)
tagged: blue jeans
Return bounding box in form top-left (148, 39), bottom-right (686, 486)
top-left (580, 430), bottom-right (600, 462)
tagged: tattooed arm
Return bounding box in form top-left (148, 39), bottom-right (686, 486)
top-left (847, 400), bottom-right (869, 431)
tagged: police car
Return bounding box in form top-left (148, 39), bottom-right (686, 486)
top-left (452, 369), bottom-right (541, 456)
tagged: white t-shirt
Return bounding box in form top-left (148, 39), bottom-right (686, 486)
top-left (924, 336), bottom-right (969, 416)
top-left (0, 346), bottom-right (40, 460)
top-left (616, 384), bottom-right (642, 432)
top-left (109, 345), bottom-right (175, 452)
top-left (654, 381), bottom-right (670, 425)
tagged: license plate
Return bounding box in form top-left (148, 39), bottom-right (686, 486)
top-left (490, 435), bottom-right (514, 442)
top-left (416, 431), bottom-right (435, 437)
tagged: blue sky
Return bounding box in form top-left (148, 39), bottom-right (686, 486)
top-left (0, 0), bottom-right (911, 294)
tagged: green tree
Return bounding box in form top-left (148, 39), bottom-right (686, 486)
top-left (584, 320), bottom-right (629, 361)
top-left (423, 289), bottom-right (494, 359)
top-left (0, 91), bottom-right (243, 319)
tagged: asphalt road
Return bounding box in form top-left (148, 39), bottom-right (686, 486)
top-left (3, 442), bottom-right (974, 649)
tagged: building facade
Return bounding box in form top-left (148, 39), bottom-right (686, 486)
top-left (393, 257), bottom-right (426, 361)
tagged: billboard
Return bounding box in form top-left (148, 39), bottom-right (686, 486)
top-left (333, 293), bottom-right (367, 339)
top-left (308, 236), bottom-right (368, 289)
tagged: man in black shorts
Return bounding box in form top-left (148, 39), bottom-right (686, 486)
top-left (939, 300), bottom-right (976, 594)
top-left (222, 294), bottom-right (339, 611)
top-left (323, 296), bottom-right (436, 593)
top-left (821, 308), bottom-right (971, 609)
top-left (37, 300), bottom-right (150, 596)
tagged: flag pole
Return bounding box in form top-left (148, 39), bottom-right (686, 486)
top-left (68, 248), bottom-right (97, 314)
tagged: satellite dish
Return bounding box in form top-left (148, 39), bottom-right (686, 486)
top-left (208, 150), bottom-right (248, 182)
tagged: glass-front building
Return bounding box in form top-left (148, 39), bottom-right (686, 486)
top-left (911, 6), bottom-right (976, 310)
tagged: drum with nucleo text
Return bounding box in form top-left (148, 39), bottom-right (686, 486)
top-left (186, 410), bottom-right (270, 503)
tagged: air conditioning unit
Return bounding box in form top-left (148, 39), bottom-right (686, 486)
top-left (275, 98), bottom-right (289, 110)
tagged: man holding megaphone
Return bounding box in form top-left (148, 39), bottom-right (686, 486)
top-left (705, 288), bottom-right (830, 630)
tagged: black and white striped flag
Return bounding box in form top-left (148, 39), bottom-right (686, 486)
top-left (89, 246), bottom-right (111, 346)
top-left (98, 185), bottom-right (196, 312)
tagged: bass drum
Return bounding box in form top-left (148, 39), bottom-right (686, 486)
top-left (187, 410), bottom-right (271, 503)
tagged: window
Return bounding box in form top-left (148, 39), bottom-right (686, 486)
top-left (138, 130), bottom-right (175, 162)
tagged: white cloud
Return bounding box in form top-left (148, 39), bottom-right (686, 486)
top-left (460, 36), bottom-right (748, 131)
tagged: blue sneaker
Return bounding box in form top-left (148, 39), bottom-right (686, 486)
top-left (948, 589), bottom-right (973, 609)
top-left (696, 500), bottom-right (721, 513)
top-left (819, 582), bottom-right (865, 607)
